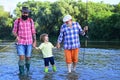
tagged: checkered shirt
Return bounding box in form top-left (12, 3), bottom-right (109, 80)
top-left (12, 18), bottom-right (36, 45)
top-left (57, 22), bottom-right (85, 49)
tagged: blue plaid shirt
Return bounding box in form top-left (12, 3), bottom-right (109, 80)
top-left (57, 22), bottom-right (85, 49)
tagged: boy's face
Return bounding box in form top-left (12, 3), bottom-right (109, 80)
top-left (44, 35), bottom-right (49, 42)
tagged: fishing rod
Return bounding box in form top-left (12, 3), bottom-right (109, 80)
top-left (83, 0), bottom-right (88, 64)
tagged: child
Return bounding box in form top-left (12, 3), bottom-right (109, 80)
top-left (35, 33), bottom-right (56, 73)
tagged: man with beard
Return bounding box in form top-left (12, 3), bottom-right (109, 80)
top-left (12, 7), bottom-right (36, 75)
top-left (56, 15), bottom-right (88, 73)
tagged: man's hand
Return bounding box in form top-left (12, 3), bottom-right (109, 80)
top-left (56, 42), bottom-right (60, 48)
top-left (13, 32), bottom-right (19, 41)
top-left (83, 26), bottom-right (88, 32)
top-left (16, 36), bottom-right (20, 41)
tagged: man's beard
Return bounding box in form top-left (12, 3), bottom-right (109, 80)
top-left (66, 23), bottom-right (72, 27)
top-left (22, 15), bottom-right (28, 20)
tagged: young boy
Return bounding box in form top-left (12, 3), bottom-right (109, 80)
top-left (36, 33), bottom-right (56, 73)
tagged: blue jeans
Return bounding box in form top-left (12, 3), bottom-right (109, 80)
top-left (16, 44), bottom-right (32, 57)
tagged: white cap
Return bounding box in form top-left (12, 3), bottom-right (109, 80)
top-left (63, 15), bottom-right (72, 22)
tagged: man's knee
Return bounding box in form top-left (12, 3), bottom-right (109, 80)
top-left (18, 60), bottom-right (25, 66)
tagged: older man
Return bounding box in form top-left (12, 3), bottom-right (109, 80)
top-left (56, 15), bottom-right (88, 73)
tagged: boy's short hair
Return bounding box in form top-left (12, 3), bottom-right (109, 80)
top-left (40, 33), bottom-right (48, 42)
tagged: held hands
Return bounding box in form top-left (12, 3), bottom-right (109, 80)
top-left (56, 42), bottom-right (60, 48)
top-left (35, 47), bottom-right (39, 49)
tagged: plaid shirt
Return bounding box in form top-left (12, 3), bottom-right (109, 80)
top-left (57, 22), bottom-right (85, 49)
top-left (12, 18), bottom-right (36, 45)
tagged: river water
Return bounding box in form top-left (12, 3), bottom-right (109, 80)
top-left (0, 41), bottom-right (120, 80)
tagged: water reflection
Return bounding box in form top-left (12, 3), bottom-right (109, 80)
top-left (43, 73), bottom-right (53, 80)
top-left (66, 72), bottom-right (79, 80)
top-left (18, 75), bottom-right (31, 80)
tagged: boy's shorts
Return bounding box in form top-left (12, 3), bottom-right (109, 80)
top-left (16, 44), bottom-right (32, 57)
top-left (64, 48), bottom-right (79, 64)
top-left (44, 57), bottom-right (55, 66)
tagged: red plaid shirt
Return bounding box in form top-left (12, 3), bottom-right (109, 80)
top-left (13, 18), bottom-right (36, 45)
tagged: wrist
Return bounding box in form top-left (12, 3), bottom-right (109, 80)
top-left (33, 40), bottom-right (36, 42)
top-left (33, 34), bottom-right (36, 41)
top-left (13, 32), bottom-right (17, 37)
top-left (14, 34), bottom-right (17, 37)
top-left (57, 42), bottom-right (59, 44)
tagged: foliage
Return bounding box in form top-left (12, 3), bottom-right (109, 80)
top-left (0, 6), bottom-right (13, 40)
top-left (0, 0), bottom-right (120, 41)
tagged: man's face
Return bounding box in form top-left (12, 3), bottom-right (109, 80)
top-left (22, 12), bottom-right (29, 16)
top-left (21, 12), bottom-right (29, 20)
top-left (66, 19), bottom-right (72, 27)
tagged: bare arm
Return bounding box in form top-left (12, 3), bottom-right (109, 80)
top-left (13, 32), bottom-right (20, 42)
top-left (32, 34), bottom-right (37, 48)
top-left (56, 26), bottom-right (64, 48)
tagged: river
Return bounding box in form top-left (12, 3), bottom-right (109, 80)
top-left (0, 41), bottom-right (120, 80)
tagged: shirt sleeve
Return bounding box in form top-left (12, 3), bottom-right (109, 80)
top-left (12, 19), bottom-right (18, 34)
top-left (57, 25), bottom-right (64, 43)
top-left (50, 42), bottom-right (54, 48)
top-left (77, 22), bottom-right (85, 36)
top-left (31, 19), bottom-right (36, 34)
top-left (38, 43), bottom-right (43, 49)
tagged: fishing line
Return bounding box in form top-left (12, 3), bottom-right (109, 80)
top-left (83, 0), bottom-right (88, 64)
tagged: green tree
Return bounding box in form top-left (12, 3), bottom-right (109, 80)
top-left (1, 0), bottom-right (119, 41)
top-left (114, 3), bottom-right (120, 13)
top-left (0, 6), bottom-right (13, 40)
